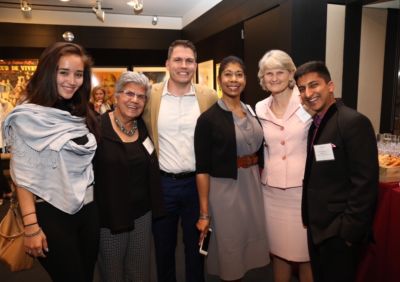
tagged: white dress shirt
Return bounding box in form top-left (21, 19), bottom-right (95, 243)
top-left (158, 82), bottom-right (200, 173)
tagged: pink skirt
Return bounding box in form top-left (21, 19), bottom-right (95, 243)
top-left (263, 184), bottom-right (310, 262)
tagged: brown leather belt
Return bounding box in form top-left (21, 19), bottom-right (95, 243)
top-left (237, 153), bottom-right (258, 168)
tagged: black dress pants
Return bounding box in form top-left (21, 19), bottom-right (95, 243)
top-left (0, 157), bottom-right (11, 196)
top-left (36, 201), bottom-right (99, 282)
top-left (307, 230), bottom-right (361, 282)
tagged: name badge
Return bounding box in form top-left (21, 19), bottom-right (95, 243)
top-left (314, 143), bottom-right (335, 161)
top-left (246, 104), bottom-right (257, 117)
top-left (143, 137), bottom-right (155, 155)
top-left (296, 105), bottom-right (312, 123)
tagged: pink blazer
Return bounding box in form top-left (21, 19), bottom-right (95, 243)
top-left (255, 88), bottom-right (312, 188)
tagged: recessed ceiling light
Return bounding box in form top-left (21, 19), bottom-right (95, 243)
top-left (60, 0), bottom-right (70, 2)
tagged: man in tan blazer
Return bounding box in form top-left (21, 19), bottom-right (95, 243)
top-left (143, 39), bottom-right (217, 282)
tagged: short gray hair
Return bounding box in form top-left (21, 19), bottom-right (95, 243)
top-left (258, 50), bottom-right (296, 91)
top-left (115, 71), bottom-right (150, 98)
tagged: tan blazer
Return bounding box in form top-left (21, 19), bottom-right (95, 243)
top-left (142, 82), bottom-right (218, 156)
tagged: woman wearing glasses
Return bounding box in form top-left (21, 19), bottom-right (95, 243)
top-left (94, 71), bottom-right (164, 281)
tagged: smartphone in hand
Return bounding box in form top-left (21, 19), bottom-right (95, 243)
top-left (199, 228), bottom-right (212, 256)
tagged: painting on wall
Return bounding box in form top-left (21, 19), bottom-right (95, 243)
top-left (133, 67), bottom-right (169, 85)
top-left (197, 60), bottom-right (214, 90)
top-left (91, 67), bottom-right (126, 103)
top-left (215, 63), bottom-right (223, 98)
top-left (0, 59), bottom-right (38, 107)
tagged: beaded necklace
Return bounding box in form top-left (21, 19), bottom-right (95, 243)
top-left (114, 117), bottom-right (137, 136)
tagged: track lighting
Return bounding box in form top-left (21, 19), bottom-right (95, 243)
top-left (152, 15), bottom-right (158, 25)
top-left (127, 0), bottom-right (143, 14)
top-left (20, 0), bottom-right (32, 18)
top-left (92, 0), bottom-right (105, 22)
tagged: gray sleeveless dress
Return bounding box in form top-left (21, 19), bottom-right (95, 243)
top-left (206, 100), bottom-right (270, 280)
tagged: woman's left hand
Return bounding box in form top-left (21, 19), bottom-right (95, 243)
top-left (24, 226), bottom-right (48, 258)
top-left (196, 218), bottom-right (210, 244)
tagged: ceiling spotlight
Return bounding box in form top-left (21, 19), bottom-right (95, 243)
top-left (62, 31), bottom-right (75, 42)
top-left (20, 0), bottom-right (31, 11)
top-left (20, 0), bottom-right (32, 18)
top-left (92, 0), bottom-right (105, 22)
top-left (152, 15), bottom-right (158, 26)
top-left (127, 0), bottom-right (143, 14)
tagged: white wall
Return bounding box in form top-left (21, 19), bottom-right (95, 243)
top-left (357, 8), bottom-right (387, 133)
top-left (326, 4), bottom-right (346, 98)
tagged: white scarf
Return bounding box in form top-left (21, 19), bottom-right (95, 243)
top-left (3, 103), bottom-right (97, 214)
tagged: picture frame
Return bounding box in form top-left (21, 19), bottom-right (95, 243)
top-left (215, 63), bottom-right (222, 98)
top-left (197, 60), bottom-right (214, 90)
top-left (0, 59), bottom-right (38, 107)
top-left (91, 67), bottom-right (126, 101)
top-left (133, 67), bottom-right (169, 85)
top-left (92, 67), bottom-right (127, 88)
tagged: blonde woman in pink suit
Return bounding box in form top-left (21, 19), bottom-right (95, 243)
top-left (255, 50), bottom-right (313, 282)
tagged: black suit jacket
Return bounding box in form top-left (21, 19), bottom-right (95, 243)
top-left (302, 101), bottom-right (378, 245)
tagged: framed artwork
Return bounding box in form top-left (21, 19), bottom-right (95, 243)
top-left (0, 59), bottom-right (38, 107)
top-left (197, 60), bottom-right (214, 90)
top-left (91, 67), bottom-right (126, 101)
top-left (133, 67), bottom-right (169, 85)
top-left (215, 63), bottom-right (222, 98)
top-left (193, 69), bottom-right (197, 84)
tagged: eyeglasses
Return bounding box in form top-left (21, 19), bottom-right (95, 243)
top-left (119, 90), bottom-right (146, 101)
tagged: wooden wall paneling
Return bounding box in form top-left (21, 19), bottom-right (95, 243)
top-left (341, 3), bottom-right (362, 109)
top-left (381, 9), bottom-right (400, 133)
top-left (0, 47), bottom-right (44, 59)
top-left (242, 0), bottom-right (327, 107)
top-left (196, 23), bottom-right (244, 63)
top-left (88, 48), bottom-right (167, 68)
top-left (182, 0), bottom-right (280, 43)
top-left (0, 23), bottom-right (180, 50)
top-left (290, 0), bottom-right (327, 65)
top-left (243, 5), bottom-right (287, 107)
top-left (195, 23), bottom-right (244, 89)
top-left (0, 23), bottom-right (180, 68)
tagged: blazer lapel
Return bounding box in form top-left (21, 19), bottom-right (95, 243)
top-left (312, 103), bottom-right (338, 146)
top-left (149, 82), bottom-right (164, 155)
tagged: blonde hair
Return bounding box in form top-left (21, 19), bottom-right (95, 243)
top-left (90, 86), bottom-right (107, 104)
top-left (257, 50), bottom-right (296, 91)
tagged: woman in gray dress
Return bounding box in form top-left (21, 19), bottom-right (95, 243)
top-left (194, 56), bottom-right (270, 281)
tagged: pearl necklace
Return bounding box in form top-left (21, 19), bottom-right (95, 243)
top-left (114, 117), bottom-right (137, 136)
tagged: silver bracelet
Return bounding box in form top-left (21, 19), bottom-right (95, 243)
top-left (199, 214), bottom-right (210, 220)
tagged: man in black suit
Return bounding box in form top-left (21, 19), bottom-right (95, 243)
top-left (294, 61), bottom-right (378, 282)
